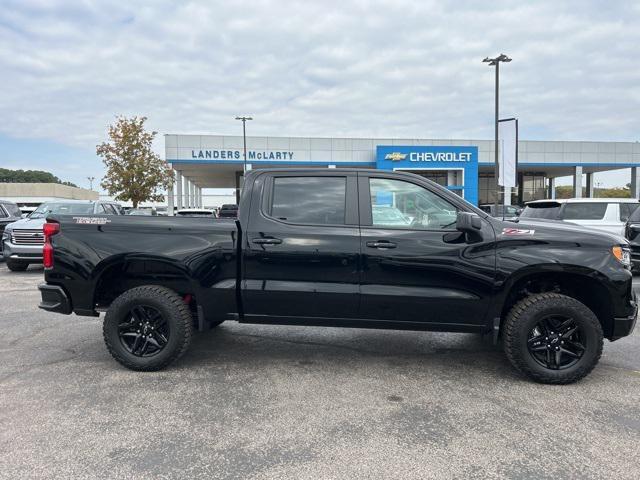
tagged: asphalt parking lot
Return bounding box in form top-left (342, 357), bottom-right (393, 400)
top-left (1, 263), bottom-right (639, 479)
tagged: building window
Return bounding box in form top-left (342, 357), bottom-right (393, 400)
top-left (521, 173), bottom-right (547, 203)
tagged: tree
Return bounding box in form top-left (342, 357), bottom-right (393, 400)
top-left (0, 167), bottom-right (77, 187)
top-left (97, 116), bottom-right (173, 208)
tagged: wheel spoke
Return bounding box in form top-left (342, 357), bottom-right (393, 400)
top-left (130, 334), bottom-right (142, 353)
top-left (131, 306), bottom-right (145, 323)
top-left (561, 326), bottom-right (578, 339)
top-left (566, 340), bottom-right (585, 352)
top-left (147, 336), bottom-right (161, 349)
top-left (554, 349), bottom-right (562, 369)
top-left (560, 347), bottom-right (579, 358)
top-left (139, 338), bottom-right (150, 355)
top-left (556, 318), bottom-right (574, 332)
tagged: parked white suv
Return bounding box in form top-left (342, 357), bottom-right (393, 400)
top-left (520, 198), bottom-right (640, 236)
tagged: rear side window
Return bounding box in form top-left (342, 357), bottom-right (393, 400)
top-left (520, 204), bottom-right (561, 220)
top-left (270, 176), bottom-right (346, 225)
top-left (104, 204), bottom-right (118, 215)
top-left (561, 203), bottom-right (607, 220)
top-left (620, 203), bottom-right (640, 222)
top-left (0, 206), bottom-right (7, 218)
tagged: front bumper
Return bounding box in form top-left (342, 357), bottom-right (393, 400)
top-left (2, 239), bottom-right (43, 262)
top-left (38, 283), bottom-right (72, 315)
top-left (610, 295), bottom-right (638, 341)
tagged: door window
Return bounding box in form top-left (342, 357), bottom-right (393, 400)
top-left (369, 178), bottom-right (458, 230)
top-left (561, 203), bottom-right (607, 220)
top-left (0, 206), bottom-right (7, 218)
top-left (270, 176), bottom-right (346, 225)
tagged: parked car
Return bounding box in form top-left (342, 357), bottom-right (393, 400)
top-left (2, 200), bottom-right (122, 271)
top-left (38, 169), bottom-right (636, 384)
top-left (519, 198), bottom-right (640, 236)
top-left (176, 208), bottom-right (216, 218)
top-left (0, 200), bottom-right (22, 254)
top-left (217, 204), bottom-right (238, 218)
top-left (479, 204), bottom-right (522, 220)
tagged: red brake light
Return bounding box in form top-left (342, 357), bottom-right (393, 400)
top-left (43, 221), bottom-right (60, 269)
top-left (43, 222), bottom-right (60, 237)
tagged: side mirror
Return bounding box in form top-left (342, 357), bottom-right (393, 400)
top-left (456, 211), bottom-right (482, 233)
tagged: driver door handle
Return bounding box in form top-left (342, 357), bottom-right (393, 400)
top-left (252, 237), bottom-right (282, 245)
top-left (366, 240), bottom-right (397, 249)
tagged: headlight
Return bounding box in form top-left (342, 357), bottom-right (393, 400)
top-left (612, 245), bottom-right (631, 268)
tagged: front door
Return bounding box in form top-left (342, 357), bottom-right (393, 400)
top-left (242, 171), bottom-right (361, 321)
top-left (358, 173), bottom-right (496, 328)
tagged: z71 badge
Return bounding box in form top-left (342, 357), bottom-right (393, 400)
top-left (72, 217), bottom-right (112, 225)
top-left (502, 227), bottom-right (535, 235)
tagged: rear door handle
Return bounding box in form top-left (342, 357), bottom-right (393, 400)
top-left (252, 237), bottom-right (282, 245)
top-left (366, 240), bottom-right (397, 249)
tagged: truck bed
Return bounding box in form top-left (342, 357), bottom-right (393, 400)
top-left (44, 215), bottom-right (239, 320)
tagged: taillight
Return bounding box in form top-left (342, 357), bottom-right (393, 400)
top-left (43, 221), bottom-right (60, 269)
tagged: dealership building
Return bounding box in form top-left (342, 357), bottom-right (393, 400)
top-left (165, 134), bottom-right (640, 210)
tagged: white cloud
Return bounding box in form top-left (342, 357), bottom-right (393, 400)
top-left (0, 0), bottom-right (638, 154)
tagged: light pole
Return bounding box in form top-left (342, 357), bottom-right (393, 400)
top-left (235, 116), bottom-right (253, 174)
top-left (483, 54), bottom-right (511, 211)
top-left (87, 176), bottom-right (95, 191)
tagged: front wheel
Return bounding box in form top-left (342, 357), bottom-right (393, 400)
top-left (6, 260), bottom-right (28, 271)
top-left (103, 285), bottom-right (193, 371)
top-left (503, 293), bottom-right (603, 384)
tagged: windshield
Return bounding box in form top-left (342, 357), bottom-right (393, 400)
top-left (30, 202), bottom-right (94, 219)
top-left (520, 203), bottom-right (562, 220)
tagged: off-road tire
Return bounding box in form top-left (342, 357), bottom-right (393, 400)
top-left (103, 285), bottom-right (193, 371)
top-left (6, 260), bottom-right (28, 271)
top-left (503, 293), bottom-right (603, 384)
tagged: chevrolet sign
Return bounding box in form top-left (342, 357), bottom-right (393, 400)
top-left (384, 152), bottom-right (407, 161)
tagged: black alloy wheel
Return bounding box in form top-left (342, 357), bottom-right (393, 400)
top-left (118, 305), bottom-right (170, 357)
top-left (503, 293), bottom-right (603, 384)
top-left (103, 285), bottom-right (193, 371)
top-left (527, 315), bottom-right (585, 370)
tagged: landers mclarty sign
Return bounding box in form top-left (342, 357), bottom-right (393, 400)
top-left (191, 150), bottom-right (294, 161)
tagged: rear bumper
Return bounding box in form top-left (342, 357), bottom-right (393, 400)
top-left (38, 283), bottom-right (72, 315)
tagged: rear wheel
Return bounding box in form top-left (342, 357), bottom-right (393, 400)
top-left (6, 260), bottom-right (28, 272)
top-left (103, 285), bottom-right (193, 371)
top-left (503, 293), bottom-right (603, 384)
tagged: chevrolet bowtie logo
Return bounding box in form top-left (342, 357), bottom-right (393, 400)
top-left (384, 152), bottom-right (407, 161)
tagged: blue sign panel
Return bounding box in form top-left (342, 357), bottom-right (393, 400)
top-left (376, 145), bottom-right (479, 205)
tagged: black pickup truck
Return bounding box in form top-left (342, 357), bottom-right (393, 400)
top-left (38, 169), bottom-right (637, 384)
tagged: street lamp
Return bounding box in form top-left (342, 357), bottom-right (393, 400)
top-left (483, 54), bottom-right (512, 210)
top-left (87, 176), bottom-right (95, 191)
top-left (235, 116), bottom-right (253, 174)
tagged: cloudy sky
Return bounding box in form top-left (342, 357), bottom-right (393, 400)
top-left (1, 0), bottom-right (639, 190)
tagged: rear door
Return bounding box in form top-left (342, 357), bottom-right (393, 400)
top-left (242, 171), bottom-right (361, 321)
top-left (358, 172), bottom-right (496, 328)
